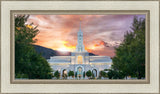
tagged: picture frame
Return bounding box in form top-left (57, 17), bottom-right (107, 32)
top-left (0, 0), bottom-right (159, 94)
top-left (10, 10), bottom-right (150, 84)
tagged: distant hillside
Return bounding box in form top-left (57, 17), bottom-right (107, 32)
top-left (33, 45), bottom-right (96, 59)
top-left (33, 45), bottom-right (57, 59)
top-left (89, 53), bottom-right (96, 56)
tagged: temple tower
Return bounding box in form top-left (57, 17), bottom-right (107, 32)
top-left (76, 21), bottom-right (85, 52)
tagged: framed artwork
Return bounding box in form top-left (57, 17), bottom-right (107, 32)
top-left (0, 0), bottom-right (159, 94)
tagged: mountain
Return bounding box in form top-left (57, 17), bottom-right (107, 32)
top-left (33, 45), bottom-right (96, 59)
top-left (33, 45), bottom-right (57, 59)
top-left (89, 53), bottom-right (96, 56)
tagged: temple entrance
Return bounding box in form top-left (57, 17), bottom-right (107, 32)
top-left (77, 56), bottom-right (83, 64)
top-left (77, 67), bottom-right (83, 79)
top-left (62, 69), bottom-right (67, 79)
top-left (92, 69), bottom-right (97, 77)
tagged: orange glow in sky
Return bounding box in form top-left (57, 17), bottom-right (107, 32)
top-left (26, 15), bottom-right (145, 57)
top-left (56, 41), bottom-right (76, 52)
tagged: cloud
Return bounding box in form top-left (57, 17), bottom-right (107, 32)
top-left (27, 14), bottom-right (145, 57)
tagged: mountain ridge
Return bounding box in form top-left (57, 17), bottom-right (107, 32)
top-left (33, 45), bottom-right (96, 59)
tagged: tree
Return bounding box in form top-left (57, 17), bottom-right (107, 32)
top-left (83, 71), bottom-right (85, 78)
top-left (130, 17), bottom-right (145, 79)
top-left (107, 70), bottom-right (114, 79)
top-left (112, 16), bottom-right (145, 79)
top-left (107, 69), bottom-right (125, 79)
top-left (75, 72), bottom-right (77, 78)
top-left (99, 71), bottom-right (107, 78)
top-left (54, 70), bottom-right (60, 79)
top-left (104, 69), bottom-right (109, 71)
top-left (92, 72), bottom-right (95, 79)
top-left (68, 71), bottom-right (74, 77)
top-left (15, 15), bottom-right (53, 79)
top-left (86, 70), bottom-right (92, 78)
top-left (28, 53), bottom-right (53, 79)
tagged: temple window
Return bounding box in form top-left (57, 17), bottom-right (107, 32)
top-left (77, 56), bottom-right (83, 64)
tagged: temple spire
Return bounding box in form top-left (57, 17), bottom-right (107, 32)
top-left (75, 17), bottom-right (85, 52)
top-left (79, 17), bottom-right (82, 31)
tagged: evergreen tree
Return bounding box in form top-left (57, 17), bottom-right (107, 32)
top-left (15, 15), bottom-right (53, 79)
top-left (99, 71), bottom-right (107, 78)
top-left (112, 16), bottom-right (145, 79)
top-left (107, 69), bottom-right (125, 79)
top-left (68, 71), bottom-right (74, 77)
top-left (86, 70), bottom-right (92, 78)
top-left (54, 70), bottom-right (60, 79)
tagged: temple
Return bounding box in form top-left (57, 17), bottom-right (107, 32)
top-left (47, 21), bottom-right (112, 79)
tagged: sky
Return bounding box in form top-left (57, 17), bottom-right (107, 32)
top-left (26, 14), bottom-right (145, 57)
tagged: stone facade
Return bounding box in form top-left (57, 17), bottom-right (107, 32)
top-left (47, 22), bottom-right (112, 79)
